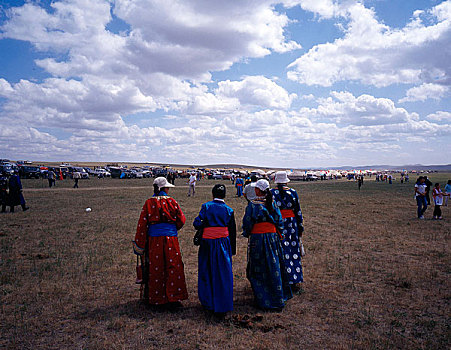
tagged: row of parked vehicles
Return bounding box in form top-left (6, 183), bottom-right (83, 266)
top-left (0, 160), bottom-right (181, 180)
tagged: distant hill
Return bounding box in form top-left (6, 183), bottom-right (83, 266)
top-left (326, 164), bottom-right (451, 171)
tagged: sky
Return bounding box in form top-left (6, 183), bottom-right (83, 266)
top-left (0, 0), bottom-right (450, 168)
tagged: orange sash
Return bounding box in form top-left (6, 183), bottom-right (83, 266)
top-left (251, 222), bottom-right (277, 234)
top-left (203, 226), bottom-right (229, 239)
top-left (280, 209), bottom-right (295, 218)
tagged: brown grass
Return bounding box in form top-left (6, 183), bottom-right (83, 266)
top-left (1, 175), bottom-right (450, 349)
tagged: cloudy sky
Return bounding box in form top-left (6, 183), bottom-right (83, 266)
top-left (0, 0), bottom-right (450, 168)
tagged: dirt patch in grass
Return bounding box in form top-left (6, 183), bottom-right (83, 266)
top-left (1, 176), bottom-right (450, 349)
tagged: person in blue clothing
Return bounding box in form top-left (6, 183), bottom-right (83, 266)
top-left (8, 171), bottom-right (29, 212)
top-left (235, 176), bottom-right (244, 197)
top-left (242, 179), bottom-right (292, 310)
top-left (193, 184), bottom-right (236, 318)
top-left (271, 171), bottom-right (304, 292)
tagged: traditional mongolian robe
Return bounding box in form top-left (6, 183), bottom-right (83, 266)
top-left (242, 198), bottom-right (292, 309)
top-left (134, 190), bottom-right (188, 304)
top-left (8, 175), bottom-right (25, 207)
top-left (235, 178), bottom-right (244, 197)
top-left (271, 186), bottom-right (304, 284)
top-left (193, 199), bottom-right (236, 313)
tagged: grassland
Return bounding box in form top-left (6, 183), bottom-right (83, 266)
top-left (1, 175), bottom-right (450, 349)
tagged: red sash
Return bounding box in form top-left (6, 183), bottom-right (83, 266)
top-left (203, 226), bottom-right (229, 239)
top-left (280, 209), bottom-right (295, 218)
top-left (251, 222), bottom-right (277, 234)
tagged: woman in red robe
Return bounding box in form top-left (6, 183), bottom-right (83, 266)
top-left (133, 177), bottom-right (188, 308)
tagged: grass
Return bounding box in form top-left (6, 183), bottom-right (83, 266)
top-left (1, 175), bottom-right (450, 349)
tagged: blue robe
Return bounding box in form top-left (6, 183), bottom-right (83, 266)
top-left (8, 175), bottom-right (25, 206)
top-left (242, 199), bottom-right (292, 309)
top-left (271, 186), bottom-right (304, 284)
top-left (193, 199), bottom-right (236, 313)
top-left (235, 178), bottom-right (244, 197)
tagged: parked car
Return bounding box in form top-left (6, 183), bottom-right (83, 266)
top-left (211, 173), bottom-right (223, 180)
top-left (71, 167), bottom-right (89, 179)
top-left (19, 165), bottom-right (41, 179)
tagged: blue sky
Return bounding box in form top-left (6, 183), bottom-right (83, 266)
top-left (0, 0), bottom-right (450, 168)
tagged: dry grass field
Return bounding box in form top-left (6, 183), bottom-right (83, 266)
top-left (1, 175), bottom-right (450, 349)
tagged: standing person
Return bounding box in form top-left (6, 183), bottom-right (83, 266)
top-left (1, 175), bottom-right (8, 213)
top-left (388, 174), bottom-right (393, 184)
top-left (243, 179), bottom-right (292, 310)
top-left (188, 173), bottom-right (196, 197)
top-left (73, 171), bottom-right (80, 188)
top-left (235, 176), bottom-right (244, 197)
top-left (133, 177), bottom-right (188, 308)
top-left (405, 174), bottom-right (409, 183)
top-left (48, 169), bottom-right (56, 188)
top-left (193, 184), bottom-right (236, 318)
top-left (243, 175), bottom-right (258, 202)
top-left (414, 176), bottom-right (427, 219)
top-left (424, 176), bottom-right (433, 205)
top-left (271, 171), bottom-right (304, 292)
top-left (432, 183), bottom-right (449, 219)
top-left (444, 180), bottom-right (451, 207)
top-left (8, 171), bottom-right (28, 212)
top-left (358, 176), bottom-right (363, 191)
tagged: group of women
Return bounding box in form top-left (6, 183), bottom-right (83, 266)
top-left (133, 171), bottom-right (304, 316)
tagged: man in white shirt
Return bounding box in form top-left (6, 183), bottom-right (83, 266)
top-left (188, 173), bottom-right (196, 196)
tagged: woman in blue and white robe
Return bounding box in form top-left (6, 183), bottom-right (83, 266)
top-left (271, 171), bottom-right (304, 291)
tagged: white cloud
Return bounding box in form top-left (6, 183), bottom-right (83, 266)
top-left (399, 83), bottom-right (449, 103)
top-left (215, 76), bottom-right (296, 110)
top-left (427, 111), bottom-right (451, 121)
top-left (287, 1), bottom-right (451, 87)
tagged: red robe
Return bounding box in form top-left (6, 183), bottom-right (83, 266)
top-left (135, 194), bottom-right (188, 304)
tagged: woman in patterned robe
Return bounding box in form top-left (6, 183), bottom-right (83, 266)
top-left (271, 171), bottom-right (304, 291)
top-left (242, 179), bottom-right (292, 310)
top-left (133, 177), bottom-right (188, 308)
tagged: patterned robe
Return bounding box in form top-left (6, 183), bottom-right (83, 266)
top-left (242, 199), bottom-right (292, 309)
top-left (134, 190), bottom-right (188, 304)
top-left (271, 186), bottom-right (304, 284)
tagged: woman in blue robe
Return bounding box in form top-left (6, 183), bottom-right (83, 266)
top-left (271, 171), bottom-right (304, 291)
top-left (8, 172), bottom-right (28, 212)
top-left (242, 179), bottom-right (292, 310)
top-left (193, 184), bottom-right (236, 317)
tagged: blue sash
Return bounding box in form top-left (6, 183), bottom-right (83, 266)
top-left (148, 223), bottom-right (177, 237)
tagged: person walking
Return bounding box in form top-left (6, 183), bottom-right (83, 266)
top-left (133, 177), bottom-right (188, 309)
top-left (432, 183), bottom-right (449, 219)
top-left (8, 171), bottom-right (29, 212)
top-left (48, 169), bottom-right (56, 188)
top-left (193, 184), bottom-right (236, 318)
top-left (271, 171), bottom-right (305, 292)
top-left (73, 171), bottom-right (80, 188)
top-left (414, 176), bottom-right (427, 219)
top-left (444, 180), bottom-right (451, 207)
top-left (242, 179), bottom-right (292, 310)
top-left (235, 176), bottom-right (244, 197)
top-left (188, 173), bottom-right (196, 197)
top-left (424, 176), bottom-right (433, 205)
